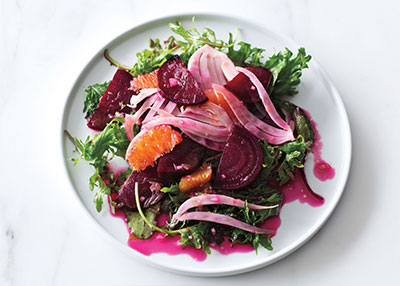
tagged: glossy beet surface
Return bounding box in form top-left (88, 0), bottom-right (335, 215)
top-left (157, 135), bottom-right (206, 180)
top-left (116, 166), bottom-right (164, 209)
top-left (224, 67), bottom-right (273, 103)
top-left (214, 125), bottom-right (263, 190)
top-left (157, 56), bottom-right (208, 105)
top-left (88, 69), bottom-right (135, 130)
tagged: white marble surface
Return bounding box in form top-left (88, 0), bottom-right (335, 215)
top-left (1, 0), bottom-right (399, 285)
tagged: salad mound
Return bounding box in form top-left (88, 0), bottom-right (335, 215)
top-left (68, 20), bottom-right (333, 256)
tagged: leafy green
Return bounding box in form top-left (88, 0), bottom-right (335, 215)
top-left (169, 20), bottom-right (236, 64)
top-left (70, 117), bottom-right (130, 212)
top-left (104, 36), bottom-right (178, 77)
top-left (276, 99), bottom-right (315, 146)
top-left (264, 48), bottom-right (311, 98)
top-left (73, 117), bottom-right (129, 170)
top-left (260, 135), bottom-right (309, 185)
top-left (83, 81), bottom-right (110, 118)
top-left (227, 38), bottom-right (265, 67)
top-left (126, 203), bottom-right (160, 239)
top-left (179, 224), bottom-right (213, 254)
top-left (132, 36), bottom-right (178, 76)
top-left (160, 183), bottom-right (187, 217)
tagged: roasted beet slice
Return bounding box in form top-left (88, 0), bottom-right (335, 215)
top-left (115, 166), bottom-right (164, 209)
top-left (214, 125), bottom-right (263, 190)
top-left (225, 67), bottom-right (273, 103)
top-left (157, 55), bottom-right (207, 105)
top-left (157, 135), bottom-right (206, 180)
top-left (88, 69), bottom-right (135, 130)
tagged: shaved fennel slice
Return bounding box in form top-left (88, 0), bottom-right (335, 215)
top-left (213, 85), bottom-right (294, 144)
top-left (173, 194), bottom-right (278, 220)
top-left (236, 67), bottom-right (290, 130)
top-left (129, 88), bottom-right (157, 108)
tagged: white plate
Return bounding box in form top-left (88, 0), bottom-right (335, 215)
top-left (60, 13), bottom-right (351, 276)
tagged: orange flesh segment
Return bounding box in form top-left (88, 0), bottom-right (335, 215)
top-left (178, 164), bottom-right (212, 193)
top-left (203, 88), bottom-right (236, 120)
top-left (126, 125), bottom-right (182, 171)
top-left (131, 69), bottom-right (159, 90)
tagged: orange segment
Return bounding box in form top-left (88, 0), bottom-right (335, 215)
top-left (178, 164), bottom-right (212, 193)
top-left (131, 69), bottom-right (159, 91)
top-left (204, 88), bottom-right (236, 121)
top-left (125, 125), bottom-right (182, 171)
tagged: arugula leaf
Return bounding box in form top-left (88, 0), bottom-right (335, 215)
top-left (160, 183), bottom-right (179, 194)
top-left (104, 36), bottom-right (178, 77)
top-left (227, 38), bottom-right (265, 67)
top-left (160, 183), bottom-right (187, 217)
top-left (70, 118), bottom-right (130, 212)
top-left (264, 47), bottom-right (311, 98)
top-left (83, 81), bottom-right (110, 118)
top-left (179, 224), bottom-right (212, 254)
top-left (73, 117), bottom-right (129, 170)
top-left (126, 203), bottom-right (160, 239)
top-left (169, 20), bottom-right (236, 64)
top-left (275, 99), bottom-right (315, 147)
top-left (260, 135), bottom-right (309, 185)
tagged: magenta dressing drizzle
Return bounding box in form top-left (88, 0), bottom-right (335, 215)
top-left (304, 110), bottom-right (336, 181)
top-left (108, 109), bottom-right (335, 260)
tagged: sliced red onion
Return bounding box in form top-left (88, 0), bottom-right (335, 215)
top-left (173, 194), bottom-right (278, 220)
top-left (236, 67), bottom-right (290, 130)
top-left (129, 88), bottom-right (157, 108)
top-left (174, 211), bottom-right (273, 235)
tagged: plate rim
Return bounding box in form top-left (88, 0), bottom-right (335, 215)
top-left (59, 12), bottom-right (352, 277)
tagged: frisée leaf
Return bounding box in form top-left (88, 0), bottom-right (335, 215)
top-left (83, 81), bottom-right (110, 118)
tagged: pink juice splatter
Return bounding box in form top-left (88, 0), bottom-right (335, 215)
top-left (304, 110), bottom-right (336, 181)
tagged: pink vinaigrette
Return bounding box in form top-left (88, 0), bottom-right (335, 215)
top-left (109, 110), bottom-right (334, 261)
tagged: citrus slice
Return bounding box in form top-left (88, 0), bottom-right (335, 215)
top-left (125, 125), bottom-right (182, 171)
top-left (131, 69), bottom-right (159, 91)
top-left (204, 88), bottom-right (237, 121)
top-left (178, 164), bottom-right (212, 193)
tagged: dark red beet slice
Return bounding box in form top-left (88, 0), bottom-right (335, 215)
top-left (225, 66), bottom-right (273, 103)
top-left (157, 135), bottom-right (206, 180)
top-left (115, 166), bottom-right (164, 209)
top-left (157, 55), bottom-right (208, 105)
top-left (214, 125), bottom-right (263, 190)
top-left (88, 68), bottom-right (136, 130)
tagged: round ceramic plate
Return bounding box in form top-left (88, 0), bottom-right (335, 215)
top-left (60, 13), bottom-right (351, 276)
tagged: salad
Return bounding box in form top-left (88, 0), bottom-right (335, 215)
top-left (66, 20), bottom-right (334, 259)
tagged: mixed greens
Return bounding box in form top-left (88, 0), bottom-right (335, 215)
top-left (68, 19), bottom-right (314, 255)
